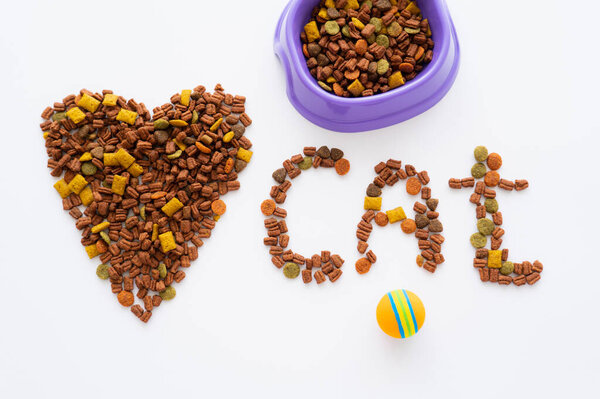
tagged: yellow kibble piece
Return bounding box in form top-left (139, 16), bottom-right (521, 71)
top-left (348, 79), bottom-right (365, 97)
top-left (180, 89), bottom-right (191, 106)
top-left (364, 196), bottom-right (382, 211)
top-left (390, 0), bottom-right (397, 5)
top-left (127, 162), bottom-right (143, 177)
top-left (352, 17), bottom-right (365, 30)
top-left (79, 152), bottom-right (93, 162)
top-left (325, 0), bottom-right (335, 8)
top-left (318, 8), bottom-right (329, 20)
top-left (77, 93), bottom-right (100, 113)
top-left (85, 244), bottom-right (100, 259)
top-left (67, 174), bottom-right (88, 195)
top-left (304, 21), bottom-right (321, 43)
top-left (210, 118), bottom-right (223, 132)
top-left (170, 119), bottom-right (188, 127)
top-left (386, 207), bottom-right (407, 223)
top-left (43, 131), bottom-right (49, 139)
top-left (79, 185), bottom-right (94, 206)
top-left (53, 179), bottom-right (71, 198)
top-left (214, 215), bottom-right (220, 222)
top-left (406, 1), bottom-right (421, 15)
top-left (103, 152), bottom-right (119, 166)
top-left (162, 197), bottom-right (183, 217)
top-left (223, 131), bottom-right (235, 143)
top-left (91, 221), bottom-right (110, 234)
top-left (115, 148), bottom-right (135, 168)
top-left (66, 107), bottom-right (86, 124)
top-left (326, 76), bottom-right (337, 83)
top-left (173, 138), bottom-right (186, 151)
top-left (102, 93), bottom-right (118, 106)
top-left (237, 147), bottom-right (253, 163)
top-left (488, 250), bottom-right (502, 269)
top-left (111, 174), bottom-right (128, 196)
top-left (159, 231), bottom-right (177, 253)
top-left (389, 71), bottom-right (406, 89)
top-left (116, 108), bottom-right (138, 125)
top-left (345, 0), bottom-right (359, 10)
top-left (152, 223), bottom-right (159, 241)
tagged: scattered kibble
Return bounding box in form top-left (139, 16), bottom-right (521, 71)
top-left (449, 146), bottom-right (542, 286)
top-left (301, 0), bottom-right (434, 97)
top-left (40, 85), bottom-right (253, 322)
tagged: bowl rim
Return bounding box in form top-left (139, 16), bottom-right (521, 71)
top-left (283, 0), bottom-right (453, 105)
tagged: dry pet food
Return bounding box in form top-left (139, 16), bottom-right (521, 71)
top-left (355, 159), bottom-right (445, 274)
top-left (449, 146), bottom-right (543, 286)
top-left (41, 85), bottom-right (253, 322)
top-left (261, 146), bottom-right (349, 284)
top-left (301, 0), bottom-right (434, 97)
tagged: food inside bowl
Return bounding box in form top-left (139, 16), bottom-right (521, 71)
top-left (301, 0), bottom-right (433, 97)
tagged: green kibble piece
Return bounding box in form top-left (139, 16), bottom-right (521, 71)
top-left (362, 1), bottom-right (373, 9)
top-left (471, 163), bottom-right (487, 179)
top-left (367, 34), bottom-right (376, 44)
top-left (96, 264), bottom-right (110, 280)
top-left (99, 231), bottom-right (111, 245)
top-left (404, 27), bottom-right (421, 34)
top-left (470, 233), bottom-right (487, 248)
top-left (298, 156), bottom-right (313, 170)
top-left (324, 20), bottom-right (340, 35)
top-left (477, 218), bottom-right (495, 235)
top-left (370, 17), bottom-right (383, 33)
top-left (283, 262), bottom-right (300, 279)
top-left (81, 162), bottom-right (97, 176)
top-left (377, 59), bottom-right (389, 75)
top-left (376, 34), bottom-right (389, 48)
top-left (167, 149), bottom-right (182, 159)
top-left (158, 263), bottom-right (167, 279)
top-left (474, 146), bottom-right (489, 162)
top-left (159, 286), bottom-right (176, 300)
top-left (387, 21), bottom-right (402, 37)
top-left (52, 112), bottom-right (67, 122)
top-left (140, 205), bottom-right (146, 221)
top-left (484, 198), bottom-right (499, 214)
top-left (341, 25), bottom-right (351, 37)
top-left (153, 119), bottom-right (169, 130)
top-left (500, 261), bottom-right (514, 276)
top-left (318, 81), bottom-right (333, 92)
top-left (191, 110), bottom-right (199, 124)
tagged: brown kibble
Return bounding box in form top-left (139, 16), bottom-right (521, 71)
top-left (355, 258), bottom-right (372, 274)
top-left (314, 270), bottom-right (326, 284)
top-left (406, 177), bottom-right (421, 195)
top-left (302, 269), bottom-right (312, 284)
top-left (357, 240), bottom-right (368, 254)
top-left (374, 212), bottom-right (388, 227)
top-left (261, 199), bottom-right (276, 216)
top-left (355, 39), bottom-right (368, 55)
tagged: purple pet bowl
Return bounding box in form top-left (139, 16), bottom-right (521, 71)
top-left (274, 0), bottom-right (460, 132)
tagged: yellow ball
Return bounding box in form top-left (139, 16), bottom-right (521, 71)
top-left (376, 289), bottom-right (425, 338)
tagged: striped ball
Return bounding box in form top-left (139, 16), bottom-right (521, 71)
top-left (376, 289), bottom-right (425, 339)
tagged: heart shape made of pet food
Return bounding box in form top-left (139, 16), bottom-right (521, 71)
top-left (39, 84), bottom-right (253, 322)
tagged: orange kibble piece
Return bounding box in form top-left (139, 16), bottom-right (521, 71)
top-left (374, 212), bottom-right (388, 227)
top-left (401, 219), bottom-right (417, 234)
top-left (195, 141), bottom-right (212, 154)
top-left (406, 177), bottom-right (422, 195)
top-left (487, 153), bottom-right (502, 170)
top-left (224, 158), bottom-right (234, 174)
top-left (150, 191), bottom-right (167, 200)
top-left (416, 255), bottom-right (425, 267)
top-left (261, 199), bottom-right (276, 216)
top-left (117, 291), bottom-right (134, 307)
top-left (211, 199), bottom-right (226, 215)
top-left (334, 158), bottom-right (350, 175)
top-left (355, 257), bottom-right (372, 274)
top-left (484, 171), bottom-right (500, 187)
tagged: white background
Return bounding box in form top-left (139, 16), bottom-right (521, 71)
top-left (1, 0), bottom-right (599, 398)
